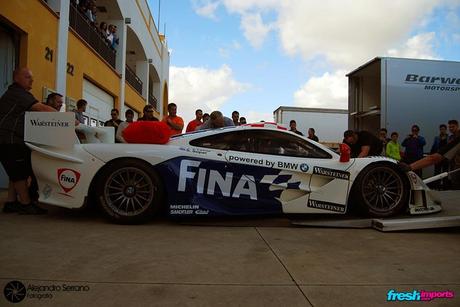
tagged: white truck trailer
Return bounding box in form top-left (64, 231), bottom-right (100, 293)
top-left (347, 57), bottom-right (460, 148)
top-left (273, 106), bottom-right (348, 143)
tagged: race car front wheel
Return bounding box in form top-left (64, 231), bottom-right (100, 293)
top-left (351, 163), bottom-right (409, 217)
top-left (96, 159), bottom-right (164, 224)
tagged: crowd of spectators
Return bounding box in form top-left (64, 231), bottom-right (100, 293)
top-left (103, 106), bottom-right (249, 142)
top-left (344, 120), bottom-right (460, 190)
top-left (71, 0), bottom-right (119, 51)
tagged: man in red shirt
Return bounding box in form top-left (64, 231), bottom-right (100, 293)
top-left (163, 103), bottom-right (184, 136)
top-left (186, 109), bottom-right (203, 132)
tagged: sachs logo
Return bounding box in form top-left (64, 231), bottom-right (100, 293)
top-left (57, 168), bottom-right (81, 193)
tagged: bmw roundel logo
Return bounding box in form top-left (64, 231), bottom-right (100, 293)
top-left (300, 163), bottom-right (309, 172)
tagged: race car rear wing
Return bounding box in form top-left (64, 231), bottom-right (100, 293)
top-left (24, 112), bottom-right (114, 149)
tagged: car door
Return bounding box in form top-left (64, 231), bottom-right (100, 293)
top-left (241, 129), bottom-right (341, 214)
top-left (187, 130), bottom-right (255, 215)
top-left (226, 129), bottom-right (353, 214)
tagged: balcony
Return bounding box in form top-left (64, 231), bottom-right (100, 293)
top-left (69, 3), bottom-right (116, 69)
top-left (148, 94), bottom-right (158, 110)
top-left (125, 65), bottom-right (143, 96)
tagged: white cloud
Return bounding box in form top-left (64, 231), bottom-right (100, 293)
top-left (197, 0), bottom-right (444, 68)
top-left (170, 65), bottom-right (251, 124)
top-left (191, 0), bottom-right (457, 115)
top-left (277, 0), bottom-right (442, 68)
top-left (387, 32), bottom-right (439, 60)
top-left (240, 13), bottom-right (275, 48)
top-left (294, 70), bottom-right (348, 109)
top-left (192, 0), bottom-right (220, 20)
top-left (222, 0), bottom-right (280, 14)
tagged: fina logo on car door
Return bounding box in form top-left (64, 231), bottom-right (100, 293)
top-left (57, 168), bottom-right (81, 195)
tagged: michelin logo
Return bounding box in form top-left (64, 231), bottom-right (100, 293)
top-left (178, 159), bottom-right (257, 200)
top-left (313, 166), bottom-right (350, 180)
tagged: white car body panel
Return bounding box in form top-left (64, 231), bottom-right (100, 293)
top-left (24, 112), bottom-right (441, 217)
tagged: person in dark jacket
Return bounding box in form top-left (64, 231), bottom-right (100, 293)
top-left (430, 124), bottom-right (449, 189)
top-left (308, 128), bottom-right (319, 142)
top-left (0, 68), bottom-right (56, 214)
top-left (402, 124), bottom-right (426, 176)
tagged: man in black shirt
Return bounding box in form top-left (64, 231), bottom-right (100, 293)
top-left (0, 68), bottom-right (56, 214)
top-left (308, 128), bottom-right (319, 142)
top-left (343, 130), bottom-right (383, 158)
top-left (289, 120), bottom-right (303, 136)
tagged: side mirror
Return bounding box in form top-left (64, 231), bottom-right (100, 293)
top-left (339, 143), bottom-right (351, 162)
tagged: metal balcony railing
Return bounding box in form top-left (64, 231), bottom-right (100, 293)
top-left (148, 94), bottom-right (158, 110)
top-left (125, 65), bottom-right (143, 95)
top-left (69, 3), bottom-right (116, 69)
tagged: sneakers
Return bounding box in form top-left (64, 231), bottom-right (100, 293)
top-left (19, 203), bottom-right (48, 215)
top-left (2, 201), bottom-right (21, 213)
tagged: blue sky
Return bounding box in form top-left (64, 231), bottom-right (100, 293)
top-left (148, 0), bottom-right (460, 124)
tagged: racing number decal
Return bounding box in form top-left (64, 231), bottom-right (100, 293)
top-left (57, 168), bottom-right (81, 194)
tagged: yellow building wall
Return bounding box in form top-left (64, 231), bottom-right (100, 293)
top-left (125, 84), bottom-right (149, 116)
top-left (66, 32), bottom-right (121, 107)
top-left (0, 0), bottom-right (58, 100)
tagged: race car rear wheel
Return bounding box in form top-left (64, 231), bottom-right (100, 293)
top-left (351, 163), bottom-right (409, 217)
top-left (96, 159), bottom-right (164, 224)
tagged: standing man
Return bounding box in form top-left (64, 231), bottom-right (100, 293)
top-left (289, 120), bottom-right (303, 136)
top-left (379, 128), bottom-right (391, 155)
top-left (104, 108), bottom-right (123, 136)
top-left (44, 92), bottom-right (64, 111)
top-left (116, 109), bottom-right (134, 143)
top-left (402, 124), bottom-right (426, 176)
top-left (186, 109), bottom-right (203, 132)
top-left (74, 99), bottom-right (87, 125)
top-left (448, 120), bottom-right (458, 141)
top-left (343, 130), bottom-right (383, 158)
top-left (232, 111), bottom-right (240, 126)
top-left (163, 103), bottom-right (184, 136)
top-left (308, 128), bottom-right (319, 142)
top-left (430, 124), bottom-right (449, 186)
top-left (0, 68), bottom-right (56, 214)
top-left (138, 105), bottom-right (158, 121)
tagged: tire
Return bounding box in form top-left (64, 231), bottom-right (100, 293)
top-left (351, 163), bottom-right (409, 218)
top-left (96, 159), bottom-right (164, 224)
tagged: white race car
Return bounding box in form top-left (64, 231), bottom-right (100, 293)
top-left (25, 112), bottom-right (441, 223)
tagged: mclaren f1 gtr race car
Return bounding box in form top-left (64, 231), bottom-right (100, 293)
top-left (24, 112), bottom-right (441, 224)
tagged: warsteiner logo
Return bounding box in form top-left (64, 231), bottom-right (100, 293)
top-left (57, 168), bottom-right (81, 193)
